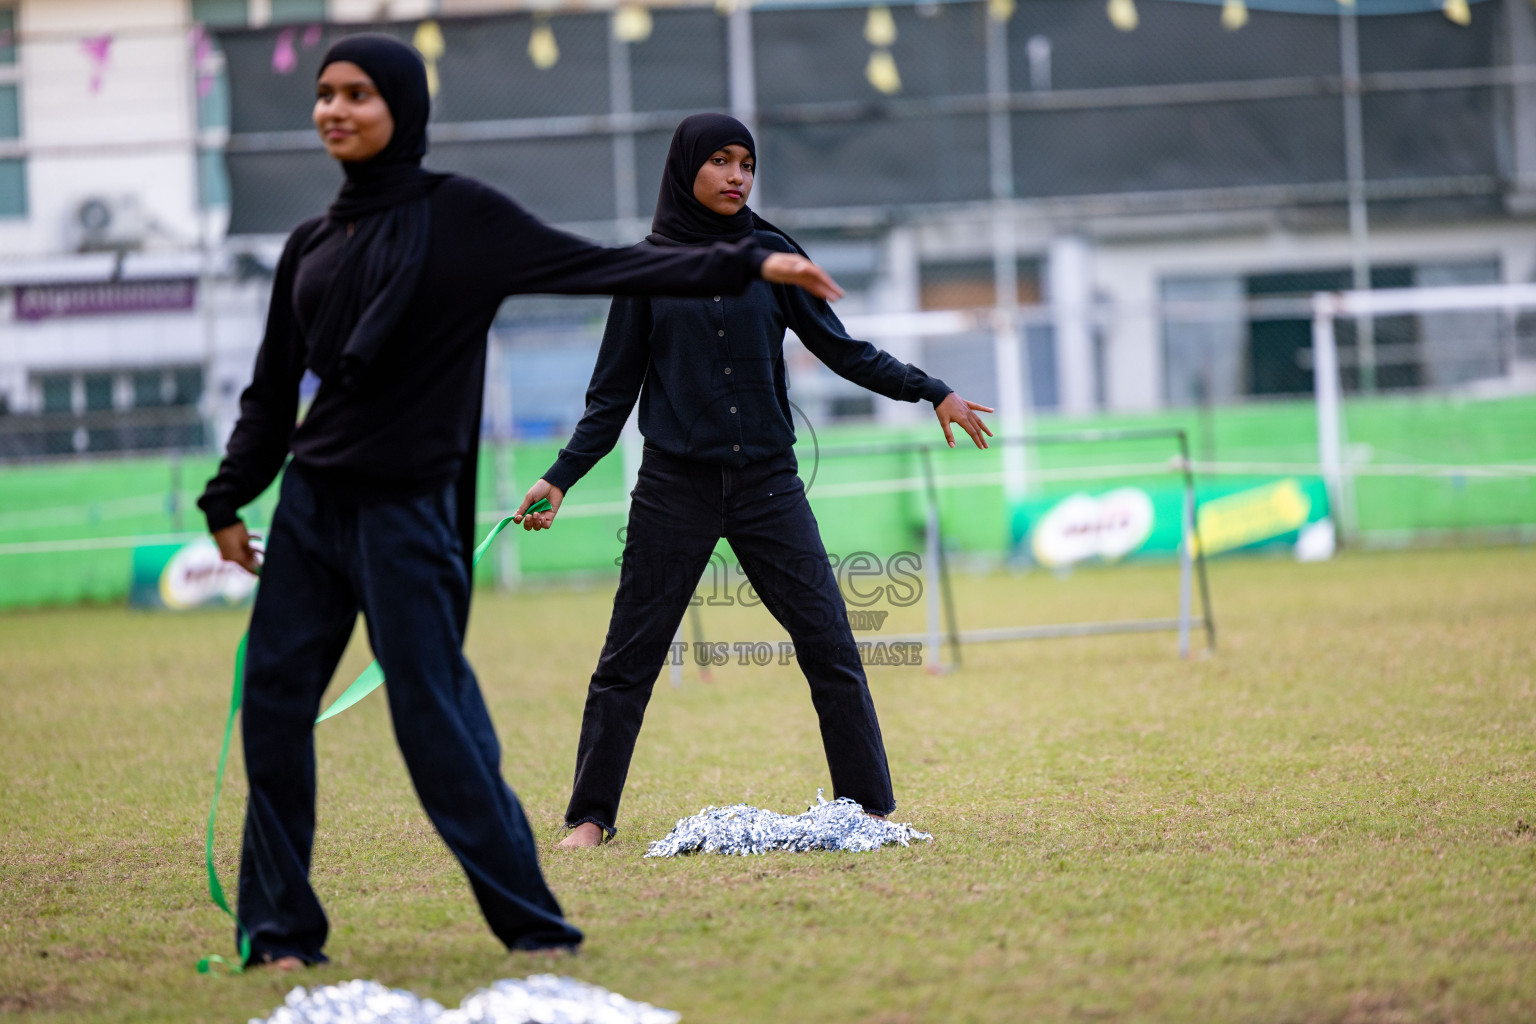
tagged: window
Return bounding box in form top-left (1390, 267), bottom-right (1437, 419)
top-left (172, 367), bottom-right (203, 406)
top-left (83, 374), bottom-right (114, 412)
top-left (40, 376), bottom-right (72, 414)
top-left (133, 371), bottom-right (167, 409)
top-left (0, 83), bottom-right (17, 139)
top-left (269, 0), bottom-right (326, 24)
top-left (190, 0), bottom-right (248, 28)
top-left (0, 7), bottom-right (22, 219)
top-left (198, 148), bottom-right (229, 208)
top-left (0, 157), bottom-right (22, 217)
top-left (0, 6), bottom-right (15, 65)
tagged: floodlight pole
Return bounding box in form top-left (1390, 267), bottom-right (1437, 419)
top-left (986, 5), bottom-right (1032, 506)
top-left (728, 3), bottom-right (758, 203)
top-left (1339, 8), bottom-right (1376, 393)
top-left (608, 15), bottom-right (639, 227)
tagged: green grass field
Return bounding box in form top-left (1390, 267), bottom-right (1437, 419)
top-left (2, 548), bottom-right (1534, 1023)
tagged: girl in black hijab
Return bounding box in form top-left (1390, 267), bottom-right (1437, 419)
top-left (199, 42), bottom-right (841, 968)
top-left (515, 113), bottom-right (993, 848)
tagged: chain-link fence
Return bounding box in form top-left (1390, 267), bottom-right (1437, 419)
top-left (1, 0), bottom-right (1534, 607)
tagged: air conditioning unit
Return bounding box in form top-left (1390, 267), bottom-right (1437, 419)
top-left (72, 195), bottom-right (149, 253)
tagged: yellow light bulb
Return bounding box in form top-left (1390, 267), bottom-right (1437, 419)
top-left (1107, 0), bottom-right (1138, 32)
top-left (412, 20), bottom-right (445, 61)
top-left (613, 5), bottom-right (653, 43)
top-left (1221, 0), bottom-right (1248, 30)
top-left (529, 20), bottom-right (559, 69)
top-left (866, 49), bottom-right (901, 94)
top-left (865, 5), bottom-right (898, 48)
top-left (1443, 0), bottom-right (1471, 24)
top-left (988, 0), bottom-right (1016, 23)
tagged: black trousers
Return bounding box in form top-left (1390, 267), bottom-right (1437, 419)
top-left (564, 447), bottom-right (896, 834)
top-left (237, 467), bottom-right (581, 964)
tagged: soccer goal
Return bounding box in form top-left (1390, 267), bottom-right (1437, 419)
top-left (1309, 282), bottom-right (1536, 547)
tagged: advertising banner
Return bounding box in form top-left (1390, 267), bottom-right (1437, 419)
top-left (15, 279), bottom-right (197, 321)
top-left (1011, 477), bottom-right (1333, 569)
top-left (129, 538), bottom-right (257, 610)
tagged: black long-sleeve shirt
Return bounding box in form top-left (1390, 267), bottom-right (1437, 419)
top-left (543, 229), bottom-right (953, 493)
top-left (198, 175), bottom-right (768, 533)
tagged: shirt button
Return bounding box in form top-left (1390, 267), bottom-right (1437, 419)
top-left (713, 295), bottom-right (721, 302)
top-left (717, 329), bottom-right (725, 337)
top-left (724, 367), bottom-right (732, 374)
top-left (733, 444), bottom-right (741, 452)
top-left (730, 406), bottom-right (737, 413)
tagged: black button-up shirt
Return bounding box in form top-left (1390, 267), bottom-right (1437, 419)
top-left (544, 229), bottom-right (953, 493)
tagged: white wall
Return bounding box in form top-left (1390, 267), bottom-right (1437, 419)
top-left (1089, 219), bottom-right (1536, 410)
top-left (0, 0), bottom-right (201, 259)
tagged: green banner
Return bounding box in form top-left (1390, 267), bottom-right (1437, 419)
top-left (1010, 477), bottom-right (1333, 568)
top-left (129, 538), bottom-right (258, 610)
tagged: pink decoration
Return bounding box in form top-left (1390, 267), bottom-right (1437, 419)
top-left (271, 27), bottom-right (297, 75)
top-left (80, 34), bottom-right (112, 95)
top-left (190, 26), bottom-right (216, 99)
top-left (302, 24), bottom-right (322, 49)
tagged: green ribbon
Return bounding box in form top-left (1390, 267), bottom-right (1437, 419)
top-left (197, 504), bottom-right (544, 971)
top-left (197, 634), bottom-right (252, 975)
top-left (316, 504), bottom-right (541, 722)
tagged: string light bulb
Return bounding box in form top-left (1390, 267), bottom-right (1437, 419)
top-left (1107, 0), bottom-right (1138, 32)
top-left (1442, 0), bottom-right (1471, 24)
top-left (988, 0), bottom-right (1016, 23)
top-left (864, 6), bottom-right (897, 48)
top-left (1221, 0), bottom-right (1248, 30)
top-left (412, 20), bottom-right (445, 96)
top-left (612, 4), bottom-right (653, 42)
top-left (865, 49), bottom-right (901, 94)
top-left (528, 17), bottom-right (559, 69)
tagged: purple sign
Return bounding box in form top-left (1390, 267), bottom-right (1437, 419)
top-left (15, 278), bottom-right (197, 321)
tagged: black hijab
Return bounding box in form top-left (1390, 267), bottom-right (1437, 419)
top-left (304, 34), bottom-right (449, 385)
top-left (647, 113), bottom-right (806, 256)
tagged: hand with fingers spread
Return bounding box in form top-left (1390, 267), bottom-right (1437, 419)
top-left (514, 479), bottom-right (564, 531)
top-left (935, 392), bottom-right (994, 450)
top-left (760, 252), bottom-right (845, 303)
top-left (213, 521), bottom-right (263, 576)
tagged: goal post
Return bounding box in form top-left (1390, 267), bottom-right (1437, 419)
top-left (1310, 282), bottom-right (1536, 547)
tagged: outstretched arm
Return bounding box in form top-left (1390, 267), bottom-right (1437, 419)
top-left (778, 265), bottom-right (992, 449)
top-left (475, 184), bottom-right (842, 302)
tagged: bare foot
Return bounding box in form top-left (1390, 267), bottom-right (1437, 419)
top-left (254, 955), bottom-right (305, 972)
top-left (556, 822), bottom-right (606, 849)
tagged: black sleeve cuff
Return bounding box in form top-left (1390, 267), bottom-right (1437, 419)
top-left (921, 380), bottom-right (955, 406)
top-left (198, 494), bottom-right (241, 534)
top-left (900, 364), bottom-right (953, 405)
top-left (542, 456), bottom-right (587, 495)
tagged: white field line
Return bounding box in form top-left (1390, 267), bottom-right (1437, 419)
top-left (0, 532), bottom-right (200, 555)
top-left (0, 493), bottom-right (172, 531)
top-left (8, 459), bottom-right (1533, 557)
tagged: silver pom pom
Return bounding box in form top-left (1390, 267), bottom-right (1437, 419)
top-left (249, 975), bottom-right (675, 1024)
top-left (645, 790), bottom-right (933, 858)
